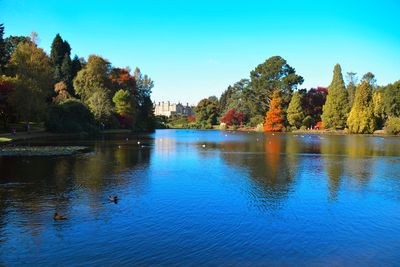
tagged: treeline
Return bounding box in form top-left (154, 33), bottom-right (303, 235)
top-left (190, 56), bottom-right (400, 134)
top-left (0, 24), bottom-right (155, 134)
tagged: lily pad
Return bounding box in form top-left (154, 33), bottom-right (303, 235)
top-left (0, 146), bottom-right (89, 156)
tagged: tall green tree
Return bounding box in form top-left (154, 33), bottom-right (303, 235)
top-left (3, 35), bottom-right (30, 75)
top-left (0, 23), bottom-right (6, 74)
top-left (50, 34), bottom-right (71, 82)
top-left (60, 55), bottom-right (72, 90)
top-left (347, 80), bottom-right (375, 133)
top-left (113, 89), bottom-right (133, 114)
top-left (346, 72), bottom-right (357, 108)
top-left (250, 56), bottom-right (303, 114)
top-left (195, 98), bottom-right (219, 126)
top-left (220, 79), bottom-right (260, 121)
top-left (373, 88), bottom-right (386, 129)
top-left (50, 34), bottom-right (71, 67)
top-left (73, 55), bottom-right (111, 103)
top-left (287, 91), bottom-right (305, 129)
top-left (321, 64), bottom-right (349, 129)
top-left (134, 67), bottom-right (155, 131)
top-left (87, 90), bottom-right (113, 121)
top-left (219, 85), bottom-right (234, 113)
top-left (383, 80), bottom-right (400, 118)
top-left (8, 42), bottom-right (53, 122)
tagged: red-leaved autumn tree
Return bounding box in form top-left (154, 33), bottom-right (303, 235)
top-left (264, 91), bottom-right (284, 132)
top-left (221, 109), bottom-right (245, 126)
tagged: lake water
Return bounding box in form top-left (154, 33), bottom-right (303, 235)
top-left (1, 129), bottom-right (400, 266)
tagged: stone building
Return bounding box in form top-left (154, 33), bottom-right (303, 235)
top-left (154, 101), bottom-right (194, 117)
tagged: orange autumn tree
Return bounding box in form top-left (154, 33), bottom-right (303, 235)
top-left (264, 90), bottom-right (284, 132)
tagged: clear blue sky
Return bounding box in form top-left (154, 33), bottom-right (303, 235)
top-left (1, 0), bottom-right (399, 104)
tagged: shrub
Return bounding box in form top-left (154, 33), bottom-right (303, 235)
top-left (220, 109), bottom-right (246, 126)
top-left (302, 115), bottom-right (315, 128)
top-left (385, 117), bottom-right (400, 135)
top-left (249, 115), bottom-right (264, 127)
top-left (46, 99), bottom-right (97, 134)
top-left (219, 123), bottom-right (227, 130)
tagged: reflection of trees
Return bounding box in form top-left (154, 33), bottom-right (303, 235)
top-left (0, 136), bottom-right (153, 241)
top-left (320, 135), bottom-right (388, 200)
top-left (220, 134), bottom-right (297, 211)
top-left (345, 136), bottom-right (374, 187)
top-left (320, 136), bottom-right (346, 201)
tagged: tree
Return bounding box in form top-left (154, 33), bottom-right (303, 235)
top-left (113, 89), bottom-right (133, 114)
top-left (0, 23), bottom-right (6, 74)
top-left (287, 91), bottom-right (305, 129)
top-left (219, 85), bottom-right (234, 113)
top-left (301, 87), bottom-right (327, 124)
top-left (3, 35), bottom-right (30, 75)
top-left (321, 64), bottom-right (349, 129)
top-left (50, 34), bottom-right (72, 83)
top-left (195, 98), bottom-right (219, 126)
top-left (362, 72), bottom-right (376, 87)
top-left (373, 89), bottom-right (386, 129)
top-left (71, 55), bottom-right (82, 79)
top-left (60, 54), bottom-right (73, 92)
top-left (347, 81), bottom-right (376, 133)
top-left (46, 99), bottom-right (96, 133)
top-left (8, 42), bottom-right (53, 123)
top-left (53, 81), bottom-right (72, 104)
top-left (383, 80), bottom-right (400, 118)
top-left (264, 91), bottom-right (284, 132)
top-left (50, 34), bottom-right (71, 67)
top-left (134, 67), bottom-right (153, 102)
top-left (346, 72), bottom-right (357, 108)
top-left (133, 67), bottom-right (155, 131)
top-left (87, 90), bottom-right (113, 121)
top-left (0, 75), bottom-right (16, 128)
top-left (73, 55), bottom-right (111, 103)
top-left (137, 96), bottom-right (156, 131)
top-left (220, 79), bottom-right (260, 121)
top-left (250, 56), bottom-right (303, 114)
top-left (220, 109), bottom-right (246, 126)
top-left (110, 67), bottom-right (136, 96)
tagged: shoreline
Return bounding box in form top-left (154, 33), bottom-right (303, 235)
top-left (166, 126), bottom-right (397, 136)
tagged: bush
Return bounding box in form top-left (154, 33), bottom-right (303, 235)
top-left (219, 123), bottom-right (227, 130)
top-left (385, 117), bottom-right (400, 135)
top-left (46, 99), bottom-right (97, 134)
top-left (302, 115), bottom-right (315, 128)
top-left (249, 115), bottom-right (264, 127)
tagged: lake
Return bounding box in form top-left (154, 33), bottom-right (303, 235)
top-left (1, 129), bottom-right (400, 266)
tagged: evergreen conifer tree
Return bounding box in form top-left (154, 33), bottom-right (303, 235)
top-left (287, 91), bottom-right (305, 129)
top-left (321, 64), bottom-right (349, 129)
top-left (347, 80), bottom-right (376, 133)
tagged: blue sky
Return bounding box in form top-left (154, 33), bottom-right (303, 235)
top-left (1, 0), bottom-right (399, 104)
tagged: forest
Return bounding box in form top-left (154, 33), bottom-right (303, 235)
top-left (0, 23), bottom-right (156, 135)
top-left (180, 56), bottom-right (400, 134)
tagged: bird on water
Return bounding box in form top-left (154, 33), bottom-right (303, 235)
top-left (109, 195), bottom-right (118, 203)
top-left (53, 212), bottom-right (67, 220)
